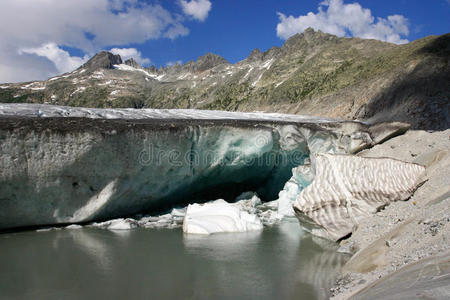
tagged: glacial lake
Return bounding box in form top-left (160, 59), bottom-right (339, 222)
top-left (0, 220), bottom-right (348, 300)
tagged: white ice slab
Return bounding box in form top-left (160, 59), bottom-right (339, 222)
top-left (183, 199), bottom-right (263, 234)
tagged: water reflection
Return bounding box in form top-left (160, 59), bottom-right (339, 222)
top-left (295, 234), bottom-right (350, 299)
top-left (0, 221), bottom-right (349, 300)
top-left (67, 229), bottom-right (115, 271)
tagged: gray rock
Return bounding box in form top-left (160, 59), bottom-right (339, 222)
top-left (82, 51), bottom-right (122, 70)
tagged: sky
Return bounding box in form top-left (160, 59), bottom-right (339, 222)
top-left (0, 0), bottom-right (448, 83)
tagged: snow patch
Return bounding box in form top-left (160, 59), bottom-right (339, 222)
top-left (177, 73), bottom-right (191, 80)
top-left (21, 82), bottom-right (46, 90)
top-left (252, 73), bottom-right (264, 87)
top-left (114, 64), bottom-right (160, 80)
top-left (275, 80), bottom-right (286, 88)
top-left (91, 71), bottom-right (104, 79)
top-left (70, 87), bottom-right (86, 97)
top-left (98, 80), bottom-right (113, 86)
top-left (260, 58), bottom-right (274, 70)
top-left (155, 74), bottom-right (165, 81)
top-left (243, 66), bottom-right (254, 80)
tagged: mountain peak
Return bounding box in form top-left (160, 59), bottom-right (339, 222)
top-left (282, 27), bottom-right (337, 53)
top-left (248, 49), bottom-right (263, 61)
top-left (183, 52), bottom-right (229, 73)
top-left (197, 52), bottom-right (228, 65)
top-left (82, 51), bottom-right (122, 71)
top-left (124, 58), bottom-right (142, 69)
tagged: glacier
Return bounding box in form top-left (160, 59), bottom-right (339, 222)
top-left (292, 154), bottom-right (427, 241)
top-left (0, 104), bottom-right (409, 230)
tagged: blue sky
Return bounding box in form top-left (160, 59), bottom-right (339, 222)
top-left (0, 0), bottom-right (448, 83)
top-left (143, 0), bottom-right (450, 65)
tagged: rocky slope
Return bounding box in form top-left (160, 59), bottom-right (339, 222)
top-left (330, 129), bottom-right (450, 299)
top-left (1, 28), bottom-right (448, 130)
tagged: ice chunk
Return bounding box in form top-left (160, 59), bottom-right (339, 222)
top-left (276, 161), bottom-right (316, 217)
top-left (183, 199), bottom-right (263, 234)
top-left (65, 224), bottom-right (83, 229)
top-left (234, 194), bottom-right (262, 214)
top-left (91, 218), bottom-right (138, 230)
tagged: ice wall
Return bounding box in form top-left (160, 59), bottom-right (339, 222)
top-left (293, 154), bottom-right (426, 241)
top-left (0, 104), bottom-right (409, 230)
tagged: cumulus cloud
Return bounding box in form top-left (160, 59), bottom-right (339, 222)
top-left (180, 0), bottom-right (212, 21)
top-left (110, 48), bottom-right (151, 65)
top-left (20, 43), bottom-right (89, 74)
top-left (276, 0), bottom-right (409, 44)
top-left (0, 0), bottom-right (190, 82)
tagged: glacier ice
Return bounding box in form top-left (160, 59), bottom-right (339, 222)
top-left (183, 199), bottom-right (263, 234)
top-left (276, 161), bottom-right (316, 217)
top-left (0, 104), bottom-right (409, 230)
top-left (91, 218), bottom-right (138, 230)
top-left (292, 154), bottom-right (427, 241)
top-left (63, 194), bottom-right (280, 232)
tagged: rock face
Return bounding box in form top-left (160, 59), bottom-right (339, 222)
top-left (124, 58), bottom-right (142, 69)
top-left (183, 53), bottom-right (229, 73)
top-left (82, 51), bottom-right (122, 70)
top-left (293, 154), bottom-right (427, 241)
top-left (0, 104), bottom-right (409, 230)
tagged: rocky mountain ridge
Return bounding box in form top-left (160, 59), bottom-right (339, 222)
top-left (1, 28), bottom-right (449, 130)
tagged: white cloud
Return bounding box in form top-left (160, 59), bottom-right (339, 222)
top-left (276, 0), bottom-right (409, 44)
top-left (20, 43), bottom-right (89, 74)
top-left (164, 23), bottom-right (191, 39)
top-left (180, 0), bottom-right (212, 21)
top-left (0, 0), bottom-right (190, 82)
top-left (166, 60), bottom-right (183, 66)
top-left (110, 48), bottom-right (151, 65)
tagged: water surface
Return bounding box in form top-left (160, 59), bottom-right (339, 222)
top-left (0, 220), bottom-right (348, 300)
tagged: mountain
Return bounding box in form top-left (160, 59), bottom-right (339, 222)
top-left (0, 28), bottom-right (449, 130)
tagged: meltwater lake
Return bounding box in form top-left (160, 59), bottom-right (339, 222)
top-left (0, 220), bottom-right (348, 300)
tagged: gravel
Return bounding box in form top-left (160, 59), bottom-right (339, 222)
top-left (330, 129), bottom-right (450, 299)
